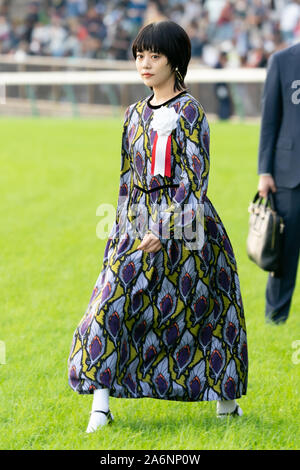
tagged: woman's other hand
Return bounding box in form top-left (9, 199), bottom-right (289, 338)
top-left (137, 232), bottom-right (162, 253)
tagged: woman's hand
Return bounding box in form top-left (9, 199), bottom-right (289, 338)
top-left (137, 232), bottom-right (162, 253)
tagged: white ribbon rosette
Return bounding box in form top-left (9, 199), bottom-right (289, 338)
top-left (150, 106), bottom-right (180, 177)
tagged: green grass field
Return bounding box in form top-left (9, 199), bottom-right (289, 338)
top-left (0, 116), bottom-right (299, 450)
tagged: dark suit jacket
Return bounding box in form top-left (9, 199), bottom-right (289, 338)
top-left (258, 42), bottom-right (300, 188)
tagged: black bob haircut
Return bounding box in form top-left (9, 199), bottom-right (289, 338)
top-left (132, 21), bottom-right (191, 92)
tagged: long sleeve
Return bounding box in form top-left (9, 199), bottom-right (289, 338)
top-left (257, 52), bottom-right (283, 175)
top-left (108, 105), bottom-right (132, 242)
top-left (149, 101), bottom-right (210, 250)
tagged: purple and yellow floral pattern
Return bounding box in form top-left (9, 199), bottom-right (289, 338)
top-left (68, 92), bottom-right (248, 401)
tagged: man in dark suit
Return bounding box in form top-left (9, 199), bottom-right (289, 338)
top-left (257, 41), bottom-right (300, 324)
top-left (214, 51), bottom-right (232, 120)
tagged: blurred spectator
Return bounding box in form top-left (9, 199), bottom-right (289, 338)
top-left (215, 1), bottom-right (235, 41)
top-left (23, 1), bottom-right (40, 43)
top-left (0, 15), bottom-right (10, 52)
top-left (14, 40), bottom-right (30, 60)
top-left (126, 0), bottom-right (147, 35)
top-left (186, 18), bottom-right (208, 57)
top-left (63, 17), bottom-right (83, 56)
top-left (85, 6), bottom-right (106, 41)
top-left (29, 20), bottom-right (51, 55)
top-left (214, 51), bottom-right (233, 120)
top-left (143, 0), bottom-right (167, 25)
top-left (49, 0), bottom-right (67, 15)
top-left (47, 15), bottom-right (67, 56)
top-left (66, 0), bottom-right (87, 18)
top-left (246, 39), bottom-right (268, 67)
top-left (279, 0), bottom-right (300, 44)
top-left (108, 23), bottom-right (131, 60)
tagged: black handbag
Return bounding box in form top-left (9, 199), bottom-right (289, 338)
top-left (246, 191), bottom-right (285, 274)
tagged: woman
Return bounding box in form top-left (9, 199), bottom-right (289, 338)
top-left (68, 21), bottom-right (248, 433)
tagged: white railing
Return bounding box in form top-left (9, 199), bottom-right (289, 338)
top-left (0, 68), bottom-right (266, 86)
top-left (0, 54), bottom-right (136, 70)
top-left (0, 55), bottom-right (267, 117)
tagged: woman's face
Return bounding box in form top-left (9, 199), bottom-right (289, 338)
top-left (135, 49), bottom-right (175, 89)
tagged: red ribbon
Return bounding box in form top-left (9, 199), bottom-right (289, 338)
top-left (151, 133), bottom-right (172, 177)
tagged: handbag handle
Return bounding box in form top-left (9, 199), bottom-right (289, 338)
top-left (252, 191), bottom-right (276, 211)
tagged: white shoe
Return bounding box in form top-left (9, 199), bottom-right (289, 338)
top-left (217, 404), bottom-right (243, 418)
top-left (85, 409), bottom-right (114, 433)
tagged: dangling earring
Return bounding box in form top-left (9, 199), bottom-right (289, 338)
top-left (175, 67), bottom-right (184, 82)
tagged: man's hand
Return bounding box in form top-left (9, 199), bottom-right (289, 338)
top-left (258, 174), bottom-right (277, 199)
top-left (137, 232), bottom-right (162, 253)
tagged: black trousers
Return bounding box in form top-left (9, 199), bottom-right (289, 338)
top-left (265, 184), bottom-right (300, 323)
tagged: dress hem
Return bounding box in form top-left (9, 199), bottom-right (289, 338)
top-left (73, 387), bottom-right (247, 402)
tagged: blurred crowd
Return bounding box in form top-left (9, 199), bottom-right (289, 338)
top-left (0, 0), bottom-right (300, 66)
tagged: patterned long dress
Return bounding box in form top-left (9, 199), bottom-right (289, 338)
top-left (68, 90), bottom-right (248, 402)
